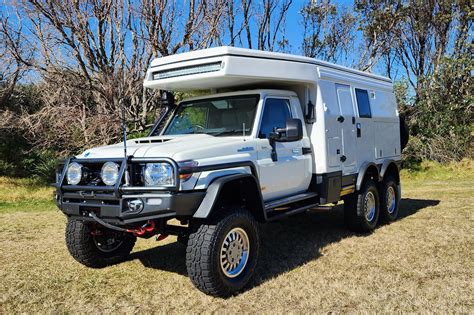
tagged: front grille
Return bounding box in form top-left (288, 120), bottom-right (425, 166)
top-left (57, 158), bottom-right (179, 193)
top-left (79, 162), bottom-right (113, 186)
top-left (73, 162), bottom-right (144, 187)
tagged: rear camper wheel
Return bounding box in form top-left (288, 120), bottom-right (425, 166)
top-left (379, 176), bottom-right (400, 223)
top-left (344, 179), bottom-right (380, 233)
top-left (186, 208), bottom-right (260, 297)
top-left (66, 219), bottom-right (136, 268)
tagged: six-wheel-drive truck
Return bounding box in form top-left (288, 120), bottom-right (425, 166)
top-left (55, 47), bottom-right (407, 297)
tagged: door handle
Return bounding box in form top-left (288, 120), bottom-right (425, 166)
top-left (337, 115), bottom-right (344, 123)
top-left (356, 123), bottom-right (361, 137)
top-left (340, 155), bottom-right (347, 162)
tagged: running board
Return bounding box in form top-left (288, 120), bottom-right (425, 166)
top-left (264, 192), bottom-right (318, 210)
top-left (266, 203), bottom-right (326, 221)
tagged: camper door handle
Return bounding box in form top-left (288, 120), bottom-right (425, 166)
top-left (337, 116), bottom-right (344, 123)
top-left (356, 123), bottom-right (361, 137)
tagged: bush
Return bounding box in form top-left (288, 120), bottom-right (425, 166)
top-left (400, 54), bottom-right (473, 166)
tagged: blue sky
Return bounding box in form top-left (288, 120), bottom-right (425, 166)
top-left (1, 0), bottom-right (401, 80)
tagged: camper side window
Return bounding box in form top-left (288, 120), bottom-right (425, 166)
top-left (355, 88), bottom-right (372, 118)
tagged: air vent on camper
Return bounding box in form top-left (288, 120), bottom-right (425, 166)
top-left (153, 62), bottom-right (222, 80)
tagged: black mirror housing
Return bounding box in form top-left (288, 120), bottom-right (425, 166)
top-left (160, 90), bottom-right (175, 108)
top-left (273, 118), bottom-right (303, 142)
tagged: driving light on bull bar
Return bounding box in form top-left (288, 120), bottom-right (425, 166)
top-left (144, 163), bottom-right (175, 186)
top-left (66, 162), bottom-right (82, 185)
top-left (101, 162), bottom-right (119, 186)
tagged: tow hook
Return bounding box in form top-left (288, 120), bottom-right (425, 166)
top-left (127, 220), bottom-right (156, 236)
top-left (88, 212), bottom-right (164, 239)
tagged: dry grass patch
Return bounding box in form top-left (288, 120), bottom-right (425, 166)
top-left (0, 164), bottom-right (473, 313)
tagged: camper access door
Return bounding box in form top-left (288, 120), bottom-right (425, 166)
top-left (335, 84), bottom-right (357, 174)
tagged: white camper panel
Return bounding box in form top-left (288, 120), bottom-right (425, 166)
top-left (144, 47), bottom-right (400, 176)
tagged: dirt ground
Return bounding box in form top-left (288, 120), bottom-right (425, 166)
top-left (0, 165), bottom-right (473, 313)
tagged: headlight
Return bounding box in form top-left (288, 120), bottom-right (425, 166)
top-left (66, 162), bottom-right (82, 185)
top-left (101, 162), bottom-right (120, 186)
top-left (144, 163), bottom-right (175, 186)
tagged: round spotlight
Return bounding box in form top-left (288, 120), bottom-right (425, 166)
top-left (101, 162), bottom-right (119, 186)
top-left (66, 162), bottom-right (82, 185)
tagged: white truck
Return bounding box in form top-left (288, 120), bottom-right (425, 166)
top-left (55, 47), bottom-right (407, 297)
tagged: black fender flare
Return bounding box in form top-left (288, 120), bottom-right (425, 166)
top-left (356, 162), bottom-right (379, 191)
top-left (193, 173), bottom-right (265, 220)
top-left (379, 159), bottom-right (399, 181)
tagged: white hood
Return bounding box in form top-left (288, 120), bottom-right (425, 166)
top-left (77, 134), bottom-right (253, 162)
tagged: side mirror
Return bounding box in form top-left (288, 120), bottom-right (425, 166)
top-left (160, 90), bottom-right (175, 108)
top-left (271, 118), bottom-right (303, 142)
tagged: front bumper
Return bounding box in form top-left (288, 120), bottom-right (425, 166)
top-left (55, 156), bottom-right (205, 225)
top-left (55, 190), bottom-right (205, 224)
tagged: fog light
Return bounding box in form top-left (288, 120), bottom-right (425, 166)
top-left (127, 199), bottom-right (144, 213)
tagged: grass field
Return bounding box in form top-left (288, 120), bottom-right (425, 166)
top-left (0, 161), bottom-right (473, 313)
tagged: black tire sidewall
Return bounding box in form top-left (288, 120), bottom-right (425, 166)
top-left (66, 219), bottom-right (136, 268)
top-left (379, 177), bottom-right (400, 223)
top-left (212, 211), bottom-right (259, 292)
top-left (358, 180), bottom-right (380, 231)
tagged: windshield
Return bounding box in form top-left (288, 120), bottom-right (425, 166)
top-left (162, 95), bottom-right (259, 137)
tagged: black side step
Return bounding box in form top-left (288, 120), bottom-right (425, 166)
top-left (264, 192), bottom-right (318, 210)
top-left (266, 204), bottom-right (332, 222)
top-left (264, 191), bottom-right (333, 222)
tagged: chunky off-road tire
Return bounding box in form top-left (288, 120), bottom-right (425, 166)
top-left (379, 176), bottom-right (400, 224)
top-left (344, 179), bottom-right (380, 232)
top-left (186, 208), bottom-right (260, 297)
top-left (66, 219), bottom-right (136, 268)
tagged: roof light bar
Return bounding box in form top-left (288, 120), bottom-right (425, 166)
top-left (153, 62), bottom-right (222, 80)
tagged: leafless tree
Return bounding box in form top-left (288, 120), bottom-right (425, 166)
top-left (0, 12), bottom-right (34, 108)
top-left (355, 0), bottom-right (404, 73)
top-left (300, 0), bottom-right (356, 63)
top-left (0, 0), bottom-right (227, 154)
top-left (255, 0), bottom-right (293, 51)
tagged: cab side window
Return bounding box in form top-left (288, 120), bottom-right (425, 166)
top-left (259, 98), bottom-right (291, 138)
top-left (355, 88), bottom-right (372, 118)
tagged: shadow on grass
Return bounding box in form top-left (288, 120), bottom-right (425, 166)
top-left (129, 198), bottom-right (440, 289)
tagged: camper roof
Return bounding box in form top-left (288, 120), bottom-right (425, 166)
top-left (144, 46), bottom-right (392, 91)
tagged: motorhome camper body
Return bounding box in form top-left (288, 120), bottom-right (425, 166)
top-left (56, 47), bottom-right (403, 297)
top-left (144, 46), bottom-right (401, 201)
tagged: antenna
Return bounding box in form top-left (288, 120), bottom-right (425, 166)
top-left (120, 98), bottom-right (130, 186)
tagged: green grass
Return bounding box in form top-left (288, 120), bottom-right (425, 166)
top-left (0, 162), bottom-right (473, 313)
top-left (0, 177), bottom-right (55, 213)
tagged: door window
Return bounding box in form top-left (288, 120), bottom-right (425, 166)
top-left (258, 98), bottom-right (291, 139)
top-left (355, 88), bottom-right (372, 118)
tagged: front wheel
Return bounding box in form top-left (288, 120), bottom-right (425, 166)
top-left (66, 219), bottom-right (136, 268)
top-left (186, 208), bottom-right (260, 297)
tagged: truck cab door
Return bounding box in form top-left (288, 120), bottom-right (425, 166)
top-left (256, 97), bottom-right (310, 201)
top-left (335, 84), bottom-right (357, 175)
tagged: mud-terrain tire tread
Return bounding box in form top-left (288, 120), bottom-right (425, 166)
top-left (186, 208), bottom-right (259, 297)
top-left (66, 219), bottom-right (136, 268)
top-left (379, 176), bottom-right (400, 224)
top-left (344, 179), bottom-right (380, 233)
